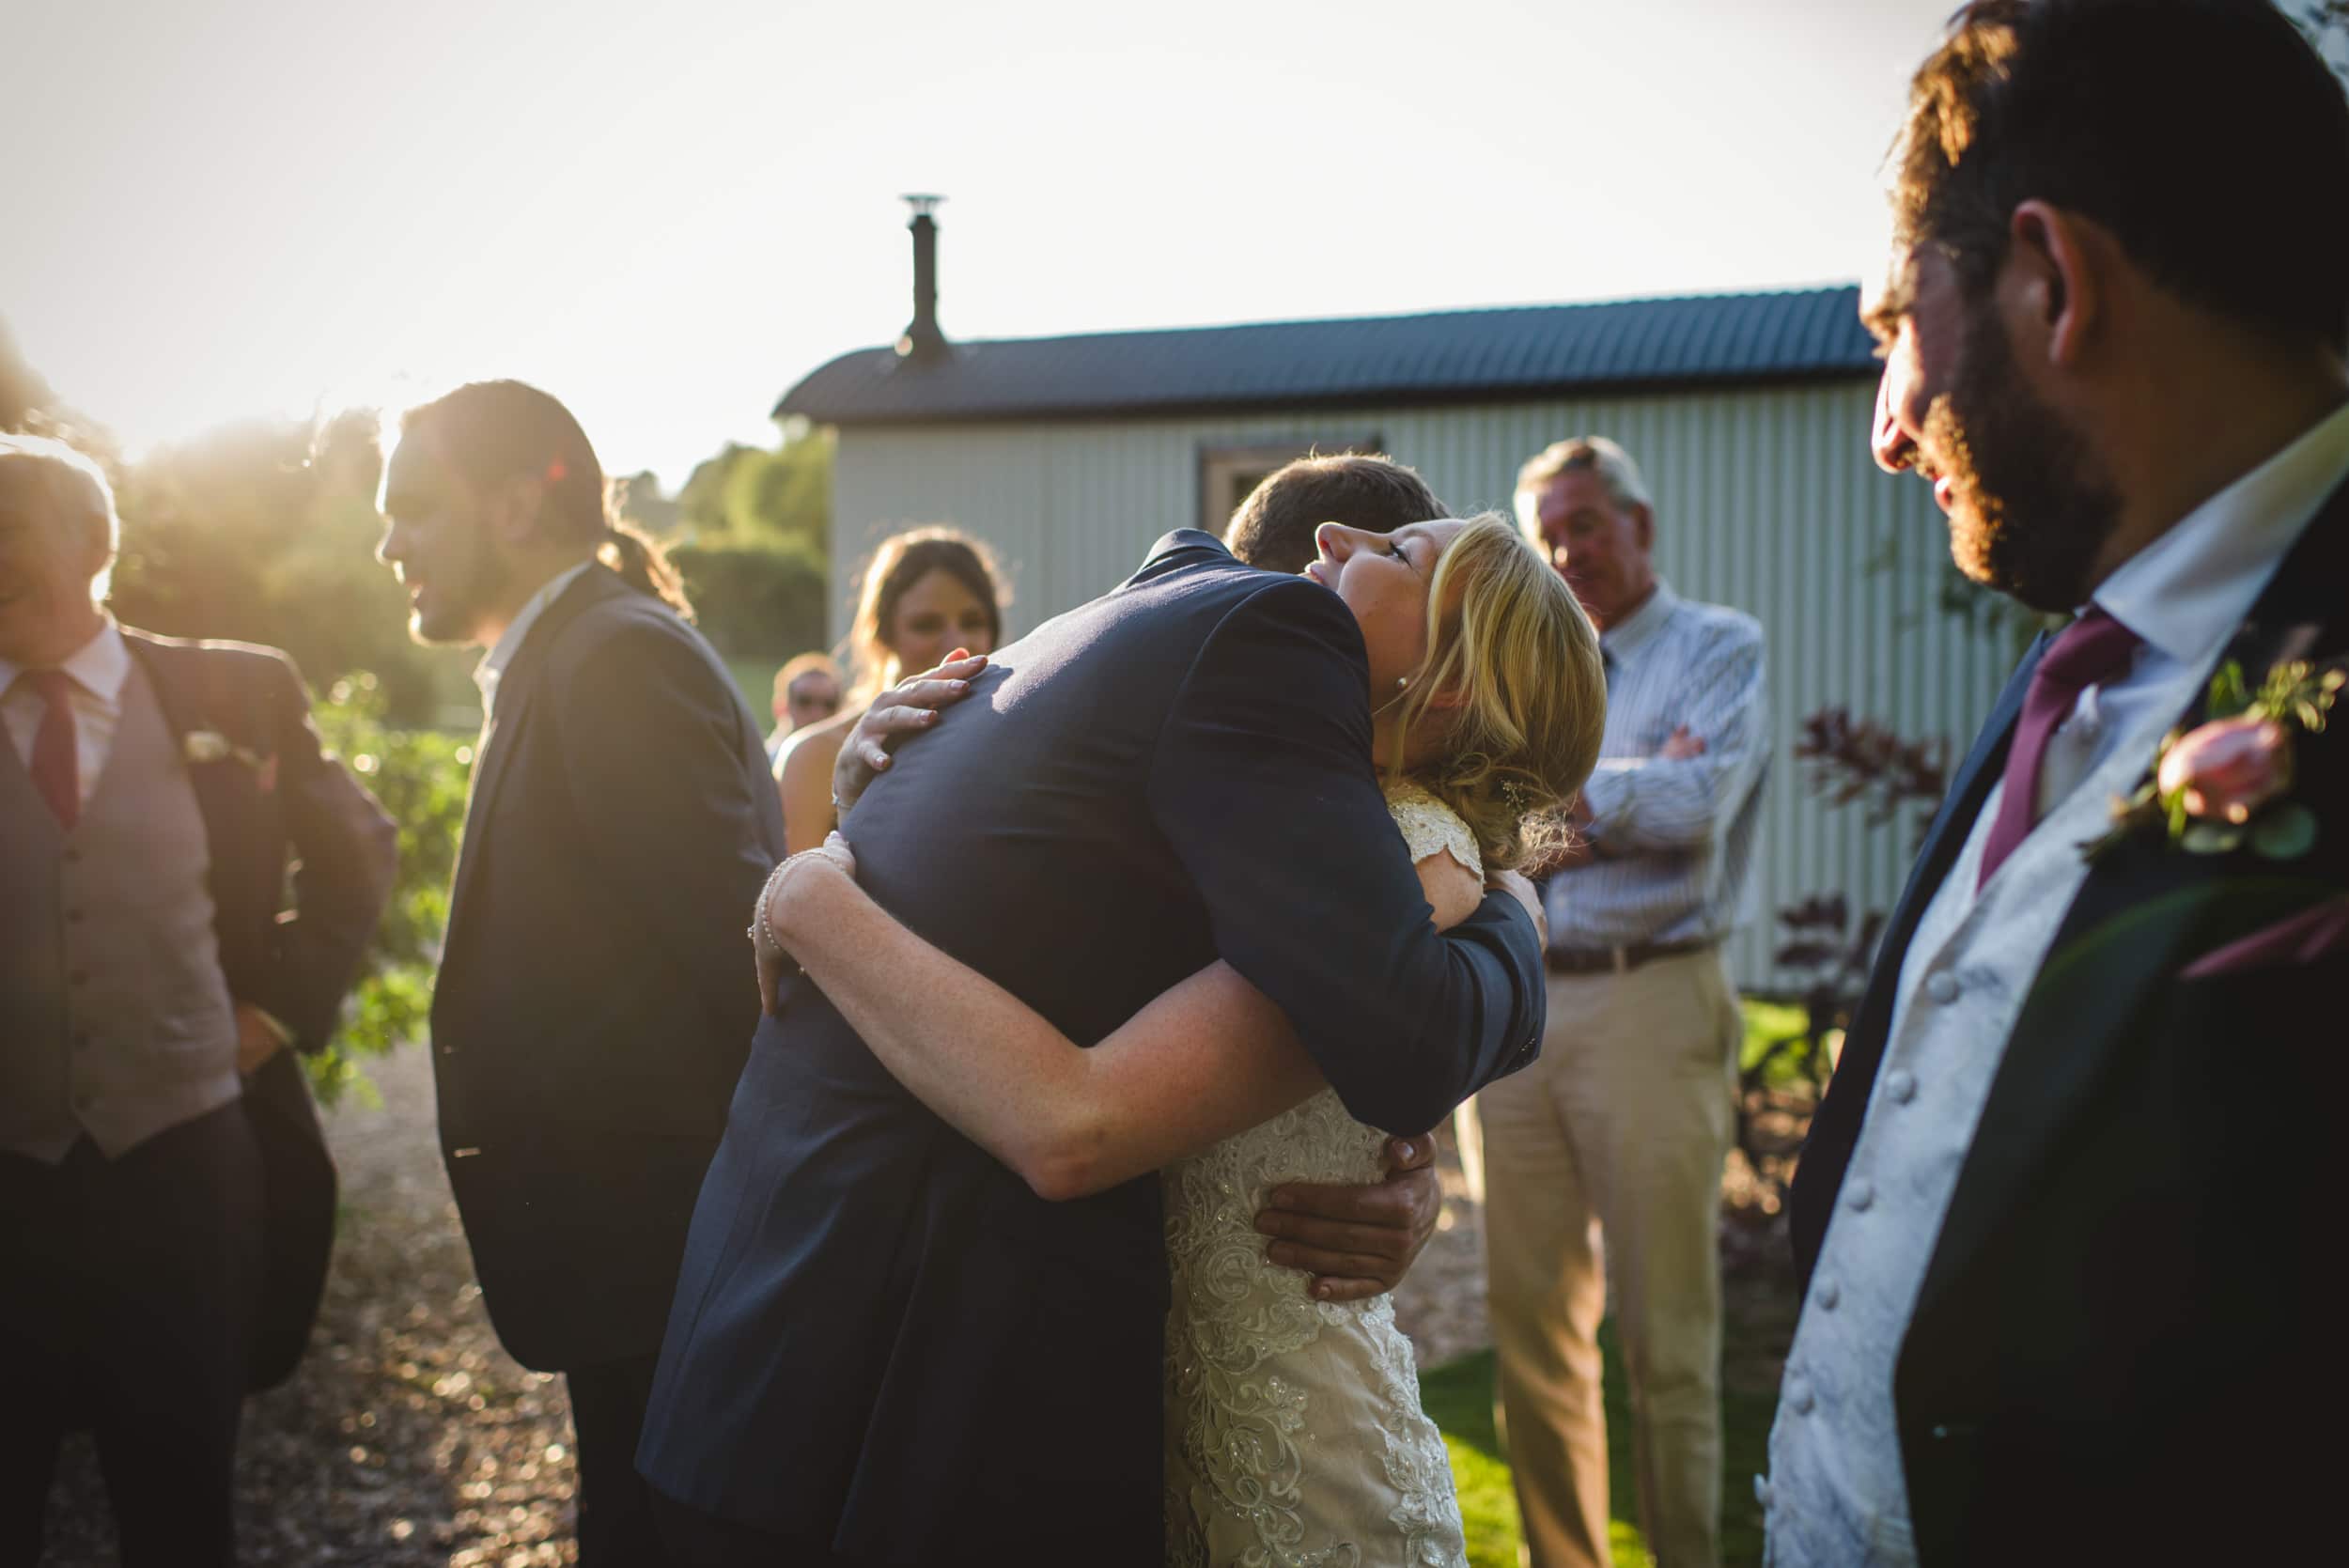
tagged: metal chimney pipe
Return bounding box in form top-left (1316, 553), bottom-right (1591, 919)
top-left (896, 194), bottom-right (947, 362)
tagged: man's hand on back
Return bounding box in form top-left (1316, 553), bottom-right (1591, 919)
top-left (1253, 1134), bottom-right (1444, 1303)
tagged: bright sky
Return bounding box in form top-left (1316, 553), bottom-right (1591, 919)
top-left (5, 0), bottom-right (1957, 488)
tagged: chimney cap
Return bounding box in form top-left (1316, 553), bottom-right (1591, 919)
top-left (901, 194), bottom-right (945, 217)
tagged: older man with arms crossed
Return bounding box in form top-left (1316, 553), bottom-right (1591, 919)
top-left (1481, 436), bottom-right (1767, 1568)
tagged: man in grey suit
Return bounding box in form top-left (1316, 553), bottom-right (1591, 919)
top-left (0, 433), bottom-right (397, 1567)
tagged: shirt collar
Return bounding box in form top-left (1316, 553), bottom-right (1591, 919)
top-left (2094, 399), bottom-right (2349, 665)
top-left (1598, 577), bottom-right (1678, 662)
top-left (0, 614), bottom-right (130, 705)
top-left (474, 561), bottom-right (596, 711)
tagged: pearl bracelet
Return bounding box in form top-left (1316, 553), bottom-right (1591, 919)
top-left (746, 848), bottom-right (831, 958)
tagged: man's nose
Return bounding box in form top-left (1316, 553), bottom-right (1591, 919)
top-left (1871, 361), bottom-right (1917, 474)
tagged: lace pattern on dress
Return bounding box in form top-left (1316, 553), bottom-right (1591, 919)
top-left (1160, 779), bottom-right (1471, 1567)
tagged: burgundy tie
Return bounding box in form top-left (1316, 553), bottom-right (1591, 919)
top-left (1977, 608), bottom-right (2142, 888)
top-left (20, 668), bottom-right (81, 830)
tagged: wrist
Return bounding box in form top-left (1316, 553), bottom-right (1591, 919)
top-left (757, 848), bottom-right (845, 955)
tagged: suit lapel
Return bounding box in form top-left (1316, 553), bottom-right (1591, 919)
top-left (1914, 479), bottom-right (2349, 1317)
top-left (443, 567), bottom-right (625, 957)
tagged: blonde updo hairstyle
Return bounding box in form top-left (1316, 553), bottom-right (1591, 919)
top-left (845, 525), bottom-right (1005, 701)
top-left (1385, 513), bottom-right (1607, 870)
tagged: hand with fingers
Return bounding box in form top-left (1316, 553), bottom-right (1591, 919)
top-left (1487, 867), bottom-right (1548, 951)
top-left (1252, 1133), bottom-right (1444, 1302)
top-left (1659, 724), bottom-right (1706, 760)
top-left (831, 649), bottom-right (990, 814)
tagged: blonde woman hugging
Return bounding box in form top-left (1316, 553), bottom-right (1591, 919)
top-left (758, 515), bottom-right (1606, 1565)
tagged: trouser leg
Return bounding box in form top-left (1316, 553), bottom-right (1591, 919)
top-left (1479, 976), bottom-right (1612, 1568)
top-left (568, 1353), bottom-right (669, 1566)
top-left (86, 1103), bottom-right (267, 1568)
top-left (0, 1152), bottom-right (71, 1568)
top-left (1557, 952), bottom-right (1738, 1568)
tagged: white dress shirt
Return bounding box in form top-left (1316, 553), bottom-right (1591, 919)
top-left (0, 616), bottom-right (132, 807)
top-left (1761, 399), bottom-right (2349, 1566)
top-left (473, 561), bottom-right (596, 721)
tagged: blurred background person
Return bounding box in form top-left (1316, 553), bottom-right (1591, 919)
top-left (774, 525), bottom-right (1002, 851)
top-left (765, 651), bottom-right (842, 761)
top-left (1482, 435), bottom-right (1767, 1568)
top-left (377, 380), bottom-right (786, 1566)
top-left (0, 434), bottom-right (396, 1568)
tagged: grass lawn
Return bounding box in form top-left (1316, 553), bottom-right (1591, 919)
top-left (1419, 995), bottom-right (1809, 1567)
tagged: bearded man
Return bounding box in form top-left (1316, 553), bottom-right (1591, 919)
top-left (1761, 4), bottom-right (2349, 1564)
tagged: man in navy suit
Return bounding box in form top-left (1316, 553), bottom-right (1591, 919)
top-left (1762, 4), bottom-right (2349, 1563)
top-left (638, 519), bottom-right (1548, 1564)
top-left (380, 381), bottom-right (791, 1566)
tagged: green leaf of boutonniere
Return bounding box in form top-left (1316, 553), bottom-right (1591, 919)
top-left (2180, 821), bottom-right (2243, 855)
top-left (2207, 660), bottom-right (2252, 719)
top-left (2249, 801), bottom-right (2319, 861)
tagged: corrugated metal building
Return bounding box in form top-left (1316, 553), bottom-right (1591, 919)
top-left (774, 287), bottom-right (2015, 989)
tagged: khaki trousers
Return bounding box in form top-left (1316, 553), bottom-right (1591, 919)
top-left (1476, 947), bottom-right (1740, 1568)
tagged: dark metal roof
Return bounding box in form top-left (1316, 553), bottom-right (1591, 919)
top-left (774, 285), bottom-right (1875, 427)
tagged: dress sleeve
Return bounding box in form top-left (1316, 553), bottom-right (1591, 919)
top-left (1383, 780), bottom-right (1483, 880)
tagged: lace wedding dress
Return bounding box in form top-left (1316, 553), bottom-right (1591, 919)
top-left (1161, 779), bottom-right (1473, 1567)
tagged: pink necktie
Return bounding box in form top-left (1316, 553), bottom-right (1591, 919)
top-left (20, 668), bottom-right (80, 830)
top-left (1977, 608), bottom-right (2141, 888)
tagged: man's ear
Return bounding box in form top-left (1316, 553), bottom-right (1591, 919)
top-left (2005, 200), bottom-right (2103, 370)
top-left (486, 475), bottom-right (548, 546)
top-left (1629, 501), bottom-right (1655, 552)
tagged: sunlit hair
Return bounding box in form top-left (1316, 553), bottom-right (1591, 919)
top-left (1513, 436), bottom-right (1654, 539)
top-left (845, 526), bottom-right (1005, 698)
top-left (0, 433), bottom-right (118, 602)
top-left (1388, 514), bottom-right (1608, 871)
top-left (1225, 453), bottom-right (1445, 576)
top-left (399, 380), bottom-right (693, 618)
top-left (1891, 0), bottom-right (2349, 349)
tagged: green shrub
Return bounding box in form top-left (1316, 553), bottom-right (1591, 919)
top-left (673, 541), bottom-right (829, 661)
top-left (308, 673), bottom-right (472, 1103)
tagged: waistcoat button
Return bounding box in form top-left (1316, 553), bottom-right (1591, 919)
top-left (1886, 1070), bottom-right (1918, 1104)
top-left (1925, 970), bottom-right (1960, 1005)
top-left (1847, 1180), bottom-right (1875, 1212)
top-left (1816, 1278), bottom-right (1841, 1310)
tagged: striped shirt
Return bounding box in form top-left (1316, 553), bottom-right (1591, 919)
top-left (1542, 578), bottom-right (1769, 950)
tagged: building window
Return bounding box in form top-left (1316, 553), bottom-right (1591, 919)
top-left (1196, 435), bottom-right (1383, 535)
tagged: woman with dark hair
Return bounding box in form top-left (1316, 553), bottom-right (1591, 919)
top-left (772, 526), bottom-right (1003, 851)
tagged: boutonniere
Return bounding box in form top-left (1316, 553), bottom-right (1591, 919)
top-left (184, 728), bottom-right (279, 790)
top-left (2082, 655), bottom-right (2342, 862)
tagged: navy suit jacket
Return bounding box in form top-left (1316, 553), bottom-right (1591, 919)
top-left (639, 532), bottom-right (1545, 1562)
top-left (123, 629), bottom-right (397, 1389)
top-left (1790, 482), bottom-right (2348, 1565)
top-left (428, 566), bottom-right (789, 1372)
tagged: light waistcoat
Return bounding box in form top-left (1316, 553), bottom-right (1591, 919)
top-left (0, 660), bottom-right (242, 1162)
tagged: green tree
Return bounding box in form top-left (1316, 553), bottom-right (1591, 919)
top-left (661, 420), bottom-right (832, 565)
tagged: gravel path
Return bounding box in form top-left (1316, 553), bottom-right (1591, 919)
top-left (37, 1045), bottom-right (1788, 1563)
top-left (42, 1045), bottom-right (581, 1567)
